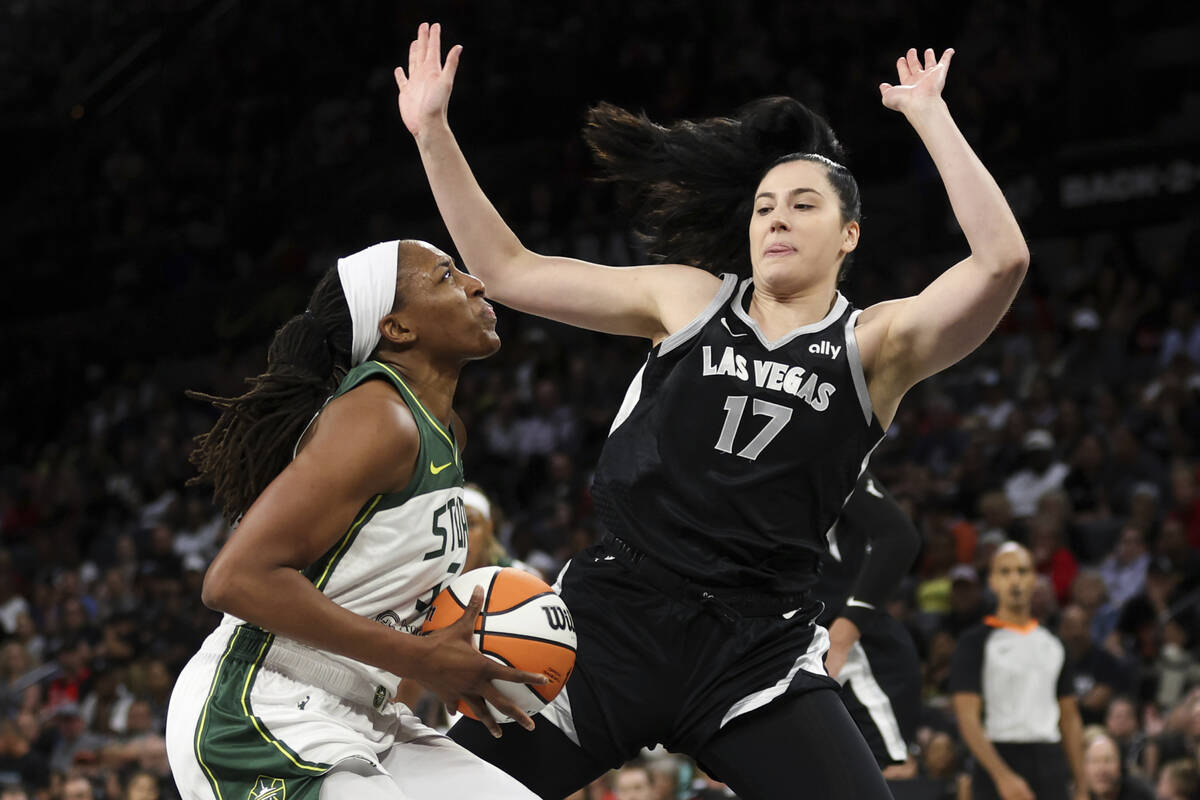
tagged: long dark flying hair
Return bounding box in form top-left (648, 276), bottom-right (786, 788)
top-left (584, 96), bottom-right (860, 278)
top-left (187, 267), bottom-right (354, 523)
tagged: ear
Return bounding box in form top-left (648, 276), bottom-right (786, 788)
top-left (841, 220), bottom-right (860, 255)
top-left (378, 312), bottom-right (417, 349)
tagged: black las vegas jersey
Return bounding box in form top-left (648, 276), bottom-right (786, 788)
top-left (591, 274), bottom-right (886, 595)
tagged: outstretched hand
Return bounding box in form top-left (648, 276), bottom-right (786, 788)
top-left (879, 48), bottom-right (954, 115)
top-left (417, 586), bottom-right (549, 738)
top-left (395, 22), bottom-right (462, 139)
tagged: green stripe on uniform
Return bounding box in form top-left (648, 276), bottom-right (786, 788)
top-left (193, 626), bottom-right (332, 800)
top-left (302, 494), bottom-right (382, 589)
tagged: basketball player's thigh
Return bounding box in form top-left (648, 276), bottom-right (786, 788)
top-left (448, 716), bottom-right (610, 799)
top-left (379, 732), bottom-right (542, 799)
top-left (693, 688), bottom-right (892, 800)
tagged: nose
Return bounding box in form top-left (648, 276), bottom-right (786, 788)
top-left (464, 271), bottom-right (486, 296)
top-left (769, 213), bottom-right (790, 233)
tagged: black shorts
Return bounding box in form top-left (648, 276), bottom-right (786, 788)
top-left (548, 542), bottom-right (837, 765)
top-left (838, 610), bottom-right (921, 766)
top-left (971, 742), bottom-right (1069, 800)
top-left (449, 541), bottom-right (892, 800)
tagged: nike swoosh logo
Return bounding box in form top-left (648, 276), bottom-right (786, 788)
top-left (430, 461), bottom-right (452, 475)
top-left (865, 478), bottom-right (883, 498)
top-left (720, 317), bottom-right (747, 337)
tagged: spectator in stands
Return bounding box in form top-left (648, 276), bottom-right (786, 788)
top-left (614, 762), bottom-right (655, 800)
top-left (1155, 759), bottom-right (1199, 800)
top-left (1100, 527), bottom-right (1151, 612)
top-left (1081, 727), bottom-right (1153, 800)
top-left (0, 717), bottom-right (47, 795)
top-left (1060, 604), bottom-right (1134, 725)
top-left (1032, 511), bottom-right (1079, 605)
top-left (1005, 429), bottom-right (1070, 519)
top-left (45, 703), bottom-right (107, 775)
top-left (1103, 697), bottom-right (1147, 776)
top-left (122, 770), bottom-right (160, 800)
top-left (61, 773), bottom-right (94, 800)
top-left (943, 565), bottom-right (986, 638)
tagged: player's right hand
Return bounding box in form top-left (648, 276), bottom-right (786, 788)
top-left (418, 586), bottom-right (549, 738)
top-left (395, 22), bottom-right (461, 140)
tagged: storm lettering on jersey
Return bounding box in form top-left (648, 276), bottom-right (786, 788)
top-left (422, 496), bottom-right (469, 561)
top-left (701, 345), bottom-right (836, 412)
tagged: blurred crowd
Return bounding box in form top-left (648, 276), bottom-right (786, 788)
top-left (3, 1), bottom-right (1199, 799)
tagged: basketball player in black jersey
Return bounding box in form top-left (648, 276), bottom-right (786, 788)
top-left (819, 471), bottom-right (923, 770)
top-left (396, 23), bottom-right (1029, 799)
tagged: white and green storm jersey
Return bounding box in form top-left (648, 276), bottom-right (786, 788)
top-left (221, 360), bottom-right (468, 702)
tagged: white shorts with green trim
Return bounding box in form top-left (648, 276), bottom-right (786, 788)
top-left (166, 623), bottom-right (536, 800)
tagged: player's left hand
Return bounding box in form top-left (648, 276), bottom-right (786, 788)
top-left (879, 48), bottom-right (953, 115)
top-left (395, 22), bottom-right (462, 140)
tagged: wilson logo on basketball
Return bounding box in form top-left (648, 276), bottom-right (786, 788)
top-left (542, 606), bottom-right (575, 632)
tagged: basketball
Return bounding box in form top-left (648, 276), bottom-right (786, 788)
top-left (421, 566), bottom-right (577, 721)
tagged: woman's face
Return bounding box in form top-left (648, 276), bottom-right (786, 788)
top-left (390, 241), bottom-right (500, 362)
top-left (748, 159), bottom-right (858, 293)
top-left (1083, 736), bottom-right (1121, 796)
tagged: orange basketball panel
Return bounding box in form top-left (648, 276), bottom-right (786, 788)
top-left (480, 633), bottom-right (576, 703)
top-left (423, 584), bottom-right (481, 634)
top-left (486, 568), bottom-right (555, 613)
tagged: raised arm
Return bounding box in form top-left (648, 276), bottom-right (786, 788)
top-left (858, 48), bottom-right (1029, 425)
top-left (394, 23), bottom-right (719, 341)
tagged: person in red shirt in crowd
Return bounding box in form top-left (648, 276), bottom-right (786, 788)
top-left (1167, 462), bottom-right (1200, 549)
top-left (1031, 511), bottom-right (1079, 606)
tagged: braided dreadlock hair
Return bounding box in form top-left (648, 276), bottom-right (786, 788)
top-left (187, 266), bottom-right (355, 524)
top-left (583, 96), bottom-right (860, 279)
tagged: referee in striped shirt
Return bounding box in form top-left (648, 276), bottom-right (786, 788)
top-left (950, 542), bottom-right (1086, 800)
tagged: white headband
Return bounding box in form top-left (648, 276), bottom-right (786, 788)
top-left (462, 487), bottom-right (492, 520)
top-left (337, 241), bottom-right (400, 366)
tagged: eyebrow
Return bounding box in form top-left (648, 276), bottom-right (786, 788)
top-left (755, 187), bottom-right (825, 202)
top-left (432, 258), bottom-right (453, 273)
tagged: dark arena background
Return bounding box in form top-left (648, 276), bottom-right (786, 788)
top-left (2, 2), bottom-right (1199, 799)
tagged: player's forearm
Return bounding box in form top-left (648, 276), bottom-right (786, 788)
top-left (202, 562), bottom-right (430, 678)
top-left (845, 520), bottom-right (920, 621)
top-left (414, 121), bottom-right (531, 288)
top-left (904, 100), bottom-right (1029, 273)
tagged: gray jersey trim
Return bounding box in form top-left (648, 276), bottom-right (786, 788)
top-left (658, 273), bottom-right (740, 356)
top-left (843, 309), bottom-right (874, 425)
top-left (732, 280), bottom-right (850, 351)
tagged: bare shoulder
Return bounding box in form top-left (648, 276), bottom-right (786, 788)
top-left (297, 379), bottom-right (420, 496)
top-left (644, 265), bottom-right (727, 341)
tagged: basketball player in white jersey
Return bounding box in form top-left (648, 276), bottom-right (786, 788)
top-left (165, 240), bottom-right (547, 798)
